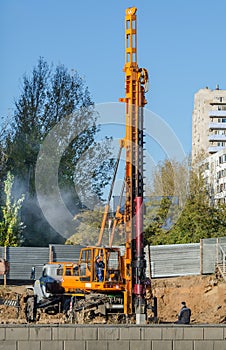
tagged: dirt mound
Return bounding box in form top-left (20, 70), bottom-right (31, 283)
top-left (152, 274), bottom-right (226, 324)
top-left (0, 285), bottom-right (27, 324)
top-left (0, 274), bottom-right (225, 324)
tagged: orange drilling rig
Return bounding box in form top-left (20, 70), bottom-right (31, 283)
top-left (25, 7), bottom-right (155, 325)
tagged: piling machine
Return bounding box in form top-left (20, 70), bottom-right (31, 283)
top-left (25, 7), bottom-right (156, 325)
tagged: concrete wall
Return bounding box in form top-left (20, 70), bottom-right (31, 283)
top-left (0, 324), bottom-right (225, 349)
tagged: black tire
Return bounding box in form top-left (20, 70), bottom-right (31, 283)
top-left (25, 296), bottom-right (37, 323)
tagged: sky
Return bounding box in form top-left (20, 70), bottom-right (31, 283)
top-left (1, 0), bottom-right (226, 157)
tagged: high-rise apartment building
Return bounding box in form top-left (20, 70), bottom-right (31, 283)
top-left (192, 86), bottom-right (226, 204)
top-left (192, 86), bottom-right (226, 161)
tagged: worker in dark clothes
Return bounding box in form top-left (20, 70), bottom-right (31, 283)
top-left (95, 256), bottom-right (105, 282)
top-left (30, 266), bottom-right (36, 280)
top-left (176, 301), bottom-right (191, 324)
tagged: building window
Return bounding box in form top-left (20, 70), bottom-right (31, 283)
top-left (205, 162), bottom-right (209, 170)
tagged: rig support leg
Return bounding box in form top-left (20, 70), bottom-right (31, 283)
top-left (135, 296), bottom-right (146, 324)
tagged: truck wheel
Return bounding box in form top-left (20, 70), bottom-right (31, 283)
top-left (25, 296), bottom-right (37, 322)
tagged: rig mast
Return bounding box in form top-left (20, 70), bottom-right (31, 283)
top-left (119, 7), bottom-right (149, 324)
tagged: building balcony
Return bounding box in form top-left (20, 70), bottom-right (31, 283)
top-left (208, 146), bottom-right (225, 153)
top-left (208, 134), bottom-right (226, 141)
top-left (209, 110), bottom-right (226, 117)
top-left (209, 122), bottom-right (226, 129)
top-left (215, 192), bottom-right (226, 200)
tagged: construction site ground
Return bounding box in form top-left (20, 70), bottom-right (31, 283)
top-left (0, 274), bottom-right (225, 324)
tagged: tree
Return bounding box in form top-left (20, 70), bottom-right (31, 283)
top-left (150, 158), bottom-right (189, 206)
top-left (66, 207), bottom-right (125, 247)
top-left (0, 117), bottom-right (14, 202)
top-left (65, 208), bottom-right (104, 246)
top-left (0, 172), bottom-right (25, 246)
top-left (7, 58), bottom-right (114, 245)
top-left (144, 196), bottom-right (178, 245)
top-left (144, 158), bottom-right (226, 245)
top-left (144, 158), bottom-right (188, 245)
top-left (167, 167), bottom-right (226, 243)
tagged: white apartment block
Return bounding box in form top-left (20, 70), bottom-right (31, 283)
top-left (192, 86), bottom-right (226, 161)
top-left (203, 149), bottom-right (226, 204)
top-left (192, 86), bottom-right (226, 204)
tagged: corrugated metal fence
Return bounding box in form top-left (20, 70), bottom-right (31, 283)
top-left (201, 238), bottom-right (217, 274)
top-left (0, 244), bottom-right (84, 280)
top-left (50, 244), bottom-right (84, 263)
top-left (148, 243), bottom-right (200, 278)
top-left (0, 238), bottom-right (224, 280)
top-left (201, 237), bottom-right (226, 274)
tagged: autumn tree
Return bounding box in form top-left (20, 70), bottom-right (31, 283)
top-left (150, 158), bottom-right (189, 205)
top-left (144, 158), bottom-right (188, 245)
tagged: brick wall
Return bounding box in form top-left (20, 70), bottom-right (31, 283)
top-left (0, 324), bottom-right (225, 350)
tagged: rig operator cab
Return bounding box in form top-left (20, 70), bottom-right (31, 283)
top-left (61, 247), bottom-right (123, 292)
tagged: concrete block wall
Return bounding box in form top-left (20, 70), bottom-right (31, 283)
top-left (0, 324), bottom-right (225, 349)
